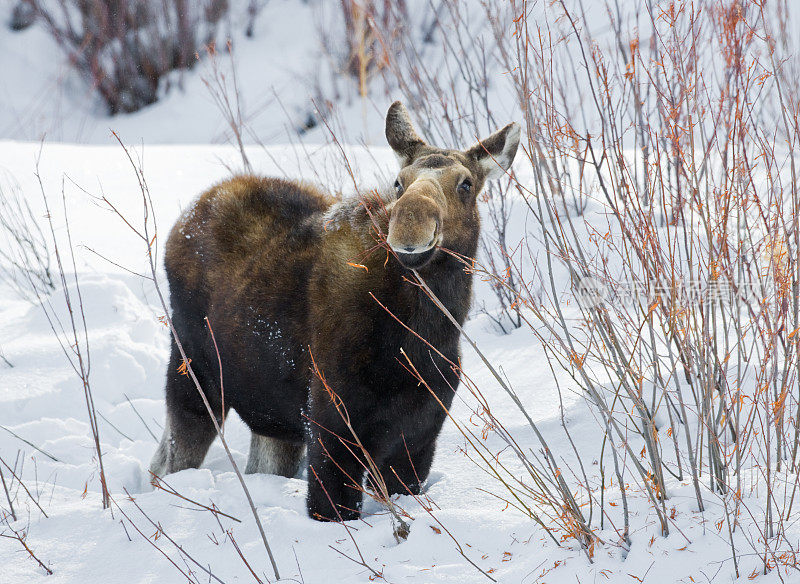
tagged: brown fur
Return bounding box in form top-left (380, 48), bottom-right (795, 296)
top-left (150, 102), bottom-right (520, 521)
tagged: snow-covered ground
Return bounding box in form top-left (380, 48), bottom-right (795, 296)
top-left (0, 141), bottom-right (791, 583)
top-left (0, 141), bottom-right (577, 583)
top-left (1, 1), bottom-right (799, 582)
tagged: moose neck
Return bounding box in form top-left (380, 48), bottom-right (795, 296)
top-left (406, 251), bottom-right (474, 327)
top-left (323, 189), bottom-right (478, 330)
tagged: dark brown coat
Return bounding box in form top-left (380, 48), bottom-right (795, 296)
top-left (150, 102), bottom-right (520, 520)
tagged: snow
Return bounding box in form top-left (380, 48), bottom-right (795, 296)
top-left (0, 140), bottom-right (790, 583)
top-left (0, 1), bottom-right (797, 582)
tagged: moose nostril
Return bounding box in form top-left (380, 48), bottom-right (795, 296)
top-left (403, 246), bottom-right (416, 253)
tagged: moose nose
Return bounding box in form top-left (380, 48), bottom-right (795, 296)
top-left (386, 181), bottom-right (444, 256)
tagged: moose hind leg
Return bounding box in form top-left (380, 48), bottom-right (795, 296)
top-left (245, 433), bottom-right (304, 477)
top-left (149, 412), bottom-right (218, 478)
top-left (162, 406), bottom-right (218, 474)
top-left (149, 419), bottom-right (171, 477)
top-left (150, 345), bottom-right (220, 477)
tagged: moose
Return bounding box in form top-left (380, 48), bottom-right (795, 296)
top-left (149, 102), bottom-right (520, 520)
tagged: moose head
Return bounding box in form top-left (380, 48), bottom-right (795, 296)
top-left (384, 101), bottom-right (520, 269)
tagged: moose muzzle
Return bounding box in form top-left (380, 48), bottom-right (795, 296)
top-left (387, 179), bottom-right (445, 269)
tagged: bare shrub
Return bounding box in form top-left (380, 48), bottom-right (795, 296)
top-left (0, 150), bottom-right (110, 510)
top-left (245, 0), bottom-right (268, 38)
top-left (352, 0), bottom-right (800, 577)
top-left (201, 40), bottom-right (252, 174)
top-left (102, 134), bottom-right (282, 580)
top-left (443, 0), bottom-right (800, 576)
top-left (0, 175), bottom-right (54, 303)
top-left (321, 168), bottom-right (598, 562)
top-left (27, 154), bottom-right (110, 509)
top-left (391, 279), bottom-right (597, 557)
top-left (28, 0), bottom-right (229, 114)
top-left (0, 528), bottom-right (52, 576)
top-left (8, 1), bottom-right (36, 31)
top-left (0, 345), bottom-right (11, 368)
top-left (372, 1), bottom-right (525, 331)
top-left (316, 0), bottom-right (407, 103)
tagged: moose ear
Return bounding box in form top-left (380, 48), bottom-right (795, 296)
top-left (385, 101), bottom-right (426, 167)
top-left (466, 123), bottom-right (521, 180)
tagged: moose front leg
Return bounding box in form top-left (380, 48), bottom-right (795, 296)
top-left (378, 437), bottom-right (436, 497)
top-left (306, 427), bottom-right (366, 521)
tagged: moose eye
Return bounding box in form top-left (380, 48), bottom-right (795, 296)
top-left (457, 179), bottom-right (473, 196)
top-left (394, 180), bottom-right (404, 197)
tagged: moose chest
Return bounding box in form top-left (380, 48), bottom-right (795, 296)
top-left (307, 255), bottom-right (466, 416)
